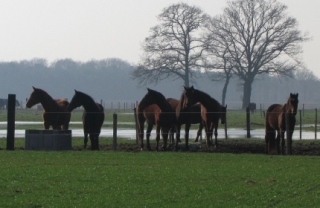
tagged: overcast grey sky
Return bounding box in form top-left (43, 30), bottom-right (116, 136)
top-left (0, 0), bottom-right (319, 77)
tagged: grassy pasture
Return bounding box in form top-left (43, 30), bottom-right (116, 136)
top-left (0, 150), bottom-right (319, 207)
top-left (0, 109), bottom-right (319, 207)
top-left (0, 108), bottom-right (318, 131)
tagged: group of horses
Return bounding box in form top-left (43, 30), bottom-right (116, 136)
top-left (136, 86), bottom-right (227, 151)
top-left (136, 87), bottom-right (299, 154)
top-left (26, 86), bottom-right (104, 150)
top-left (24, 85), bottom-right (299, 154)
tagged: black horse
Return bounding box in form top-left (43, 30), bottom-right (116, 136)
top-left (67, 90), bottom-right (105, 150)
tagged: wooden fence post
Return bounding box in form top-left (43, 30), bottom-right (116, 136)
top-left (113, 113), bottom-right (117, 150)
top-left (224, 108), bottom-right (228, 139)
top-left (134, 107), bottom-right (139, 144)
top-left (6, 94), bottom-right (15, 150)
top-left (286, 113), bottom-right (292, 155)
top-left (315, 108), bottom-right (317, 140)
top-left (246, 107), bottom-right (250, 138)
top-left (299, 110), bottom-right (302, 140)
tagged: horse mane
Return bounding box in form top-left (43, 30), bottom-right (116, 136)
top-left (139, 88), bottom-right (171, 111)
top-left (176, 92), bottom-right (188, 117)
top-left (77, 91), bottom-right (96, 103)
top-left (35, 88), bottom-right (53, 100)
top-left (33, 87), bottom-right (63, 109)
top-left (194, 88), bottom-right (221, 108)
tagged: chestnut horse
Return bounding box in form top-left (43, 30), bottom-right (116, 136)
top-left (265, 93), bottom-right (299, 154)
top-left (136, 88), bottom-right (175, 151)
top-left (26, 86), bottom-right (71, 130)
top-left (182, 86), bottom-right (227, 149)
top-left (166, 96), bottom-right (203, 150)
top-left (67, 90), bottom-right (105, 150)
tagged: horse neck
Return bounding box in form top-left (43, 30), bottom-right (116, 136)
top-left (195, 90), bottom-right (221, 112)
top-left (38, 92), bottom-right (57, 111)
top-left (139, 97), bottom-right (172, 112)
top-left (283, 102), bottom-right (297, 114)
top-left (81, 97), bottom-right (99, 112)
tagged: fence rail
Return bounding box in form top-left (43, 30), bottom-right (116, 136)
top-left (3, 94), bottom-right (320, 154)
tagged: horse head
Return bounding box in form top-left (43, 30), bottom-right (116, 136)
top-left (26, 86), bottom-right (41, 108)
top-left (67, 90), bottom-right (82, 111)
top-left (220, 105), bottom-right (227, 124)
top-left (287, 93), bottom-right (299, 115)
top-left (139, 88), bottom-right (166, 109)
top-left (182, 86), bottom-right (198, 109)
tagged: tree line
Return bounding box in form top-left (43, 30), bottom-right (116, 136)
top-left (0, 58), bottom-right (319, 110)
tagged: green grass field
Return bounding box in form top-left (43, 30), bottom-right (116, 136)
top-left (0, 150), bottom-right (319, 207)
top-left (0, 109), bottom-right (319, 207)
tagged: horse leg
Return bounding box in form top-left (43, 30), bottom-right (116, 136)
top-left (44, 122), bottom-right (50, 130)
top-left (89, 134), bottom-right (94, 150)
top-left (146, 124), bottom-right (153, 151)
top-left (264, 133), bottom-right (269, 154)
top-left (204, 123), bottom-right (211, 149)
top-left (214, 125), bottom-right (218, 148)
top-left (168, 127), bottom-right (176, 144)
top-left (275, 130), bottom-right (280, 154)
top-left (155, 125), bottom-right (161, 151)
top-left (137, 119), bottom-right (145, 151)
top-left (63, 123), bottom-right (69, 130)
top-left (280, 130), bottom-right (285, 155)
top-left (95, 134), bottom-right (100, 150)
top-left (84, 133), bottom-right (88, 149)
top-left (185, 123), bottom-right (191, 151)
top-left (175, 124), bottom-right (181, 151)
top-left (161, 128), bottom-right (169, 151)
top-left (89, 133), bottom-right (99, 150)
top-left (194, 123), bottom-right (203, 143)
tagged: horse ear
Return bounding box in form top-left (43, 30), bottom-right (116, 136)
top-left (191, 86), bottom-right (194, 90)
top-left (32, 86), bottom-right (36, 90)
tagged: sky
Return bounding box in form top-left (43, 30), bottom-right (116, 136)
top-left (0, 0), bottom-right (319, 77)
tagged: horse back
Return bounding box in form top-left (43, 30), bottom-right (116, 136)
top-left (56, 99), bottom-right (70, 110)
top-left (166, 98), bottom-right (179, 111)
top-left (265, 104), bottom-right (283, 130)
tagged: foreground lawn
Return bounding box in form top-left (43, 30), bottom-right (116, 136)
top-left (0, 151), bottom-right (319, 207)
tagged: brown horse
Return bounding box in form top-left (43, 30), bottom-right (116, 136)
top-left (182, 86), bottom-right (227, 149)
top-left (136, 88), bottom-right (175, 151)
top-left (166, 96), bottom-right (204, 150)
top-left (26, 86), bottom-right (71, 130)
top-left (265, 93), bottom-right (299, 154)
top-left (67, 90), bottom-right (105, 150)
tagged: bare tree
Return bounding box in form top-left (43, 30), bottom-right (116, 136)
top-left (204, 0), bottom-right (309, 109)
top-left (133, 3), bottom-right (208, 87)
top-left (202, 42), bottom-right (234, 106)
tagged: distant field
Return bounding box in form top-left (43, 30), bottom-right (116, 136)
top-left (0, 108), bottom-right (318, 131)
